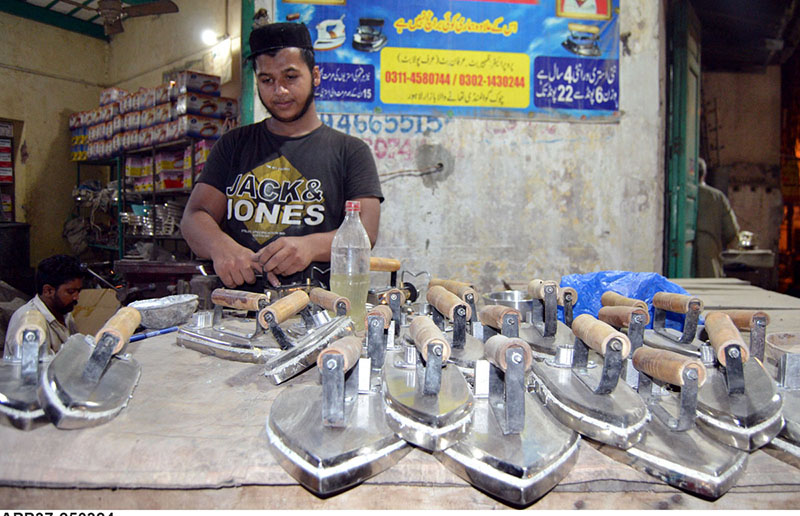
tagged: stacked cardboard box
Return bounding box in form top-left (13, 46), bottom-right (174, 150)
top-left (70, 71), bottom-right (237, 161)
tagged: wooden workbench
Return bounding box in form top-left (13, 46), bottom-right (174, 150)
top-left (2, 278), bottom-right (800, 509)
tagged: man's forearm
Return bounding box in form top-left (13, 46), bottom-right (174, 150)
top-left (181, 210), bottom-right (241, 260)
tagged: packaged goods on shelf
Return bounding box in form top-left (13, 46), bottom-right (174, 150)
top-left (0, 144), bottom-right (11, 182)
top-left (177, 115), bottom-right (224, 140)
top-left (1, 194), bottom-right (11, 213)
top-left (155, 150), bottom-right (184, 173)
top-left (157, 170), bottom-right (184, 190)
top-left (112, 133), bottom-right (123, 155)
top-left (139, 126), bottom-right (154, 148)
top-left (123, 111), bottom-right (141, 131)
top-left (164, 120), bottom-right (180, 142)
top-left (151, 123), bottom-right (168, 144)
top-left (155, 83), bottom-right (173, 105)
top-left (183, 139), bottom-right (213, 166)
top-left (120, 93), bottom-right (139, 114)
top-left (184, 161), bottom-right (204, 188)
top-left (125, 156), bottom-right (144, 177)
top-left (134, 175), bottom-right (153, 192)
top-left (137, 87), bottom-right (157, 110)
top-left (154, 103), bottom-right (172, 125)
top-left (113, 114), bottom-right (123, 135)
top-left (100, 87), bottom-right (129, 106)
top-left (175, 70), bottom-right (221, 96)
top-left (174, 93), bottom-right (238, 119)
top-left (122, 130), bottom-right (139, 151)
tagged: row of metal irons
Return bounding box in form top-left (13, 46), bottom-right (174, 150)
top-left (176, 277), bottom-right (792, 506)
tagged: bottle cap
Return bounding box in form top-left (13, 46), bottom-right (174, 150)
top-left (345, 200), bottom-right (361, 212)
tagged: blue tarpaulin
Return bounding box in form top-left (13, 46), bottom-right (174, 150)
top-left (558, 271), bottom-right (691, 329)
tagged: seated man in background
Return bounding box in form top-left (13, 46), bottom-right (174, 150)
top-left (4, 254), bottom-right (83, 356)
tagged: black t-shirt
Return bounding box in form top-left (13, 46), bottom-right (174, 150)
top-left (198, 121), bottom-right (383, 285)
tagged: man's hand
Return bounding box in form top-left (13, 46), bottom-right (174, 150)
top-left (211, 245), bottom-right (262, 288)
top-left (257, 236), bottom-right (316, 285)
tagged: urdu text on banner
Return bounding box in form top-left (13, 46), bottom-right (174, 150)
top-left (274, 0), bottom-right (620, 121)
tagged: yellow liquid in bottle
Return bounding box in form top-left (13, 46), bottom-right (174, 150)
top-left (329, 272), bottom-right (370, 333)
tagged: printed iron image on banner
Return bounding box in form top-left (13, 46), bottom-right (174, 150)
top-left (274, 0), bottom-right (620, 121)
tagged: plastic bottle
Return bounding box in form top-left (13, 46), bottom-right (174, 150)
top-left (330, 200), bottom-right (371, 333)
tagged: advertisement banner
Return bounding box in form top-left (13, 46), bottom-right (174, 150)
top-left (274, 0), bottom-right (620, 121)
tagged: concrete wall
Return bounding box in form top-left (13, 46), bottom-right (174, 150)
top-left (0, 11), bottom-right (107, 264)
top-left (357, 1), bottom-right (666, 293)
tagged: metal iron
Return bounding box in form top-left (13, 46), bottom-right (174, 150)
top-left (37, 308), bottom-right (142, 430)
top-left (435, 349), bottom-right (580, 506)
top-left (382, 332), bottom-right (474, 451)
top-left (529, 321), bottom-right (649, 449)
top-left (518, 284), bottom-right (574, 355)
top-left (0, 313), bottom-right (50, 430)
top-left (267, 353), bottom-right (410, 496)
top-left (606, 349), bottom-right (749, 499)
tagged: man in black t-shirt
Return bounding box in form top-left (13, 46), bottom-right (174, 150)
top-left (182, 22), bottom-right (382, 288)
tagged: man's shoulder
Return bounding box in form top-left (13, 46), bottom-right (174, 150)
top-left (316, 124), bottom-right (369, 149)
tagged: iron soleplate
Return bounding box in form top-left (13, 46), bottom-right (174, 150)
top-left (529, 358), bottom-right (649, 449)
top-left (37, 336), bottom-right (141, 429)
top-left (519, 321), bottom-right (574, 355)
top-left (695, 360), bottom-right (784, 451)
top-left (263, 317), bottom-right (355, 385)
top-left (267, 384), bottom-right (410, 496)
top-left (382, 348), bottom-right (474, 451)
top-left (177, 317), bottom-right (283, 364)
top-left (435, 395), bottom-right (580, 506)
top-left (606, 395), bottom-right (748, 499)
top-left (0, 361), bottom-right (48, 430)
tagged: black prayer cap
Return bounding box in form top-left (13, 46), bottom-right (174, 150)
top-left (248, 22), bottom-right (313, 60)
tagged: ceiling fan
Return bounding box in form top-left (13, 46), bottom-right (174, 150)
top-left (59, 0), bottom-right (179, 36)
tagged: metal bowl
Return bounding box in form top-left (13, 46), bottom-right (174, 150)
top-left (129, 294), bottom-right (199, 330)
top-left (483, 290), bottom-right (533, 321)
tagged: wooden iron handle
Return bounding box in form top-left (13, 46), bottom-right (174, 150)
top-left (309, 287), bottom-right (350, 314)
top-left (632, 347), bottom-right (707, 387)
top-left (714, 310), bottom-right (770, 331)
top-left (429, 278), bottom-right (476, 301)
top-left (317, 335), bottom-right (362, 373)
top-left (384, 288), bottom-right (407, 304)
top-left (96, 306), bottom-right (141, 354)
top-left (558, 287), bottom-right (579, 306)
top-left (211, 288), bottom-right (269, 311)
top-left (14, 310), bottom-right (48, 347)
top-left (527, 279), bottom-right (543, 298)
top-left (367, 304), bottom-right (393, 329)
top-left (600, 291), bottom-right (648, 312)
top-left (484, 335), bottom-right (532, 372)
top-left (528, 279), bottom-right (558, 300)
top-left (572, 314), bottom-right (631, 359)
top-left (370, 257), bottom-right (402, 272)
top-left (261, 290), bottom-right (309, 325)
top-left (426, 285), bottom-right (472, 320)
top-left (652, 292), bottom-right (704, 314)
top-left (409, 316), bottom-right (451, 363)
top-left (478, 305), bottom-right (520, 330)
top-left (598, 306), bottom-right (650, 328)
top-left (705, 312), bottom-right (750, 366)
